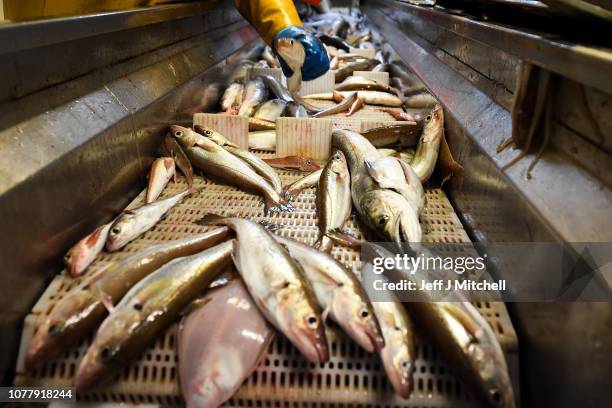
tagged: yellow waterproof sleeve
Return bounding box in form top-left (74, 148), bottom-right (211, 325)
top-left (234, 0), bottom-right (302, 45)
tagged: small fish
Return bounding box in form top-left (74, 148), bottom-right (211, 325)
top-left (315, 150), bottom-right (351, 252)
top-left (361, 123), bottom-right (421, 148)
top-left (163, 135), bottom-right (194, 188)
top-left (254, 99), bottom-right (288, 122)
top-left (25, 228), bottom-right (231, 371)
top-left (75, 241), bottom-right (233, 392)
top-left (317, 34), bottom-right (351, 52)
top-left (255, 73), bottom-right (293, 103)
top-left (263, 155), bottom-right (321, 172)
top-left (178, 278), bottom-right (274, 408)
top-left (248, 130), bottom-right (276, 150)
top-left (335, 59), bottom-right (379, 82)
top-left (274, 37), bottom-right (306, 93)
top-left (248, 118), bottom-right (276, 131)
top-left (276, 235), bottom-right (384, 353)
top-left (336, 76), bottom-right (394, 93)
top-left (221, 83), bottom-right (243, 112)
top-left (378, 108), bottom-right (419, 122)
top-left (146, 157), bottom-right (175, 203)
top-left (198, 216), bottom-right (329, 364)
top-left (283, 169), bottom-right (323, 201)
top-left (284, 101), bottom-right (309, 118)
top-left (411, 104), bottom-right (444, 183)
top-left (64, 222), bottom-right (113, 277)
top-left (313, 91), bottom-right (358, 118)
top-left (195, 126), bottom-right (283, 195)
top-left (106, 188), bottom-right (194, 252)
top-left (238, 78), bottom-right (268, 117)
top-left (346, 97), bottom-right (364, 116)
top-left (305, 91), bottom-right (403, 107)
top-left (404, 93), bottom-right (439, 108)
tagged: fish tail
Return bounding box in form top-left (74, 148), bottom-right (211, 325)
top-left (195, 213), bottom-right (228, 226)
top-left (314, 235), bottom-right (333, 253)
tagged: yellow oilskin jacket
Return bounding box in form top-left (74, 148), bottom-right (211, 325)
top-left (3, 0), bottom-right (302, 45)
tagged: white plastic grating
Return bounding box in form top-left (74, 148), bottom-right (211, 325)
top-left (15, 160), bottom-right (518, 407)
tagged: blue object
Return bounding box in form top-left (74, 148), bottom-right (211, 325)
top-left (273, 26), bottom-right (330, 81)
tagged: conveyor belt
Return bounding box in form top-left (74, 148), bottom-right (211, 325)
top-left (15, 160), bottom-right (518, 407)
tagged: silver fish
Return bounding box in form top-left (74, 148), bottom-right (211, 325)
top-left (411, 104), bottom-right (444, 183)
top-left (254, 98), bottom-right (288, 121)
top-left (146, 157), bottom-right (175, 203)
top-left (248, 130), bottom-right (276, 151)
top-left (238, 78), bottom-right (268, 117)
top-left (106, 188), bottom-right (194, 252)
top-left (221, 83), bottom-right (243, 112)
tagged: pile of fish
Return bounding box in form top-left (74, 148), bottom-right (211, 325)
top-left (24, 7), bottom-right (512, 408)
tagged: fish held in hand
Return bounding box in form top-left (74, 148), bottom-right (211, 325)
top-left (275, 235), bottom-right (383, 353)
top-left (146, 157), bottom-right (175, 203)
top-left (107, 188), bottom-right (194, 252)
top-left (198, 216), bottom-right (329, 364)
top-left (178, 278), bottom-right (274, 408)
top-left (315, 150), bottom-right (351, 252)
top-left (64, 222), bottom-right (112, 278)
top-left (25, 228), bottom-right (231, 371)
top-left (75, 240), bottom-right (233, 392)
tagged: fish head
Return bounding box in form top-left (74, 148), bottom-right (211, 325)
top-left (75, 307), bottom-right (142, 392)
top-left (25, 287), bottom-right (95, 371)
top-left (467, 342), bottom-right (515, 407)
top-left (421, 104), bottom-right (444, 143)
top-left (281, 288), bottom-right (329, 363)
top-left (193, 125), bottom-right (233, 147)
top-left (300, 156), bottom-right (321, 172)
top-left (63, 245), bottom-right (88, 276)
top-left (184, 378), bottom-right (224, 408)
top-left (328, 150), bottom-right (348, 175)
top-left (169, 124), bottom-right (199, 148)
top-left (360, 190), bottom-right (421, 248)
top-left (274, 38), bottom-right (306, 71)
top-left (380, 339), bottom-right (414, 398)
top-left (332, 288), bottom-right (384, 352)
top-left (106, 214), bottom-right (136, 252)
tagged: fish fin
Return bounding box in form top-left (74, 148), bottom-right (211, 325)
top-left (195, 213), bottom-right (228, 226)
top-left (258, 220), bottom-right (282, 232)
top-left (440, 303), bottom-right (483, 340)
top-left (325, 230), bottom-right (364, 251)
top-left (314, 236), bottom-right (333, 253)
top-left (332, 90), bottom-right (345, 103)
top-left (98, 290), bottom-right (115, 314)
top-left (180, 297), bottom-right (212, 316)
top-left (396, 157), bottom-right (421, 188)
top-left (321, 307), bottom-right (331, 322)
top-left (363, 159), bottom-right (388, 187)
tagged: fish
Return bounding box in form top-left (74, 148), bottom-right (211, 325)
top-left (411, 104), bottom-right (444, 183)
top-left (178, 278), bottom-right (274, 408)
top-left (274, 235), bottom-right (384, 352)
top-left (318, 34), bottom-right (351, 52)
top-left (332, 129), bottom-right (422, 246)
top-left (346, 97), bottom-right (364, 116)
top-left (379, 244), bottom-right (515, 407)
top-left (198, 216), bottom-right (329, 364)
top-left (372, 298), bottom-right (416, 399)
top-left (378, 108), bottom-right (419, 122)
top-left (372, 63), bottom-right (390, 73)
top-left (170, 125), bottom-right (288, 212)
top-left (284, 101), bottom-right (309, 118)
top-left (75, 241), bottom-right (234, 392)
top-left (221, 83), bottom-right (243, 112)
top-left (255, 73), bottom-right (293, 103)
top-left (283, 169), bottom-right (323, 201)
top-left (331, 18), bottom-right (350, 39)
top-left (226, 60), bottom-right (254, 84)
top-left (335, 59), bottom-right (379, 82)
top-left (107, 188), bottom-right (194, 252)
top-left (262, 45), bottom-right (279, 67)
top-left (336, 76), bottom-right (394, 93)
top-left (313, 91), bottom-right (358, 118)
top-left (248, 130), bottom-right (276, 150)
top-left (163, 135), bottom-right (194, 188)
top-left (361, 123), bottom-right (421, 148)
top-left (404, 93), bottom-right (439, 108)
top-left (146, 157), bottom-right (175, 203)
top-left (248, 118), bottom-right (276, 131)
top-left (274, 37), bottom-right (306, 93)
top-left (305, 91), bottom-right (403, 107)
top-left (238, 78), bottom-right (268, 117)
top-left (329, 55), bottom-right (339, 69)
top-left (254, 99), bottom-right (288, 122)
top-left (25, 228), bottom-right (231, 371)
top-left (194, 126), bottom-right (283, 195)
top-left (315, 150), bottom-right (351, 252)
top-left (263, 155), bottom-right (321, 172)
top-left (64, 222), bottom-right (113, 278)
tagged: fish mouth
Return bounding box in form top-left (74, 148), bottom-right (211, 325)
top-left (75, 351), bottom-right (107, 393)
top-left (290, 328), bottom-right (329, 364)
top-left (347, 320), bottom-right (384, 353)
top-left (390, 211), bottom-right (422, 251)
top-left (25, 327), bottom-right (58, 371)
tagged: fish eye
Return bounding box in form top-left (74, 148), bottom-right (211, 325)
top-left (174, 131), bottom-right (183, 137)
top-left (490, 389), bottom-right (502, 405)
top-left (425, 115), bottom-right (432, 122)
top-left (306, 315), bottom-right (318, 327)
top-left (204, 130), bottom-right (212, 135)
top-left (378, 215), bottom-right (389, 225)
top-left (100, 346), bottom-right (114, 362)
top-left (360, 309), bottom-right (369, 318)
top-left (289, 39), bottom-right (294, 45)
top-left (48, 324), bottom-right (61, 336)
top-left (133, 303), bottom-right (142, 311)
top-left (111, 227), bottom-right (121, 235)
top-left (64, 253), bottom-right (71, 261)
top-left (401, 360), bottom-right (411, 370)
top-left (333, 154), bottom-right (340, 160)
top-left (306, 160), bottom-right (312, 165)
